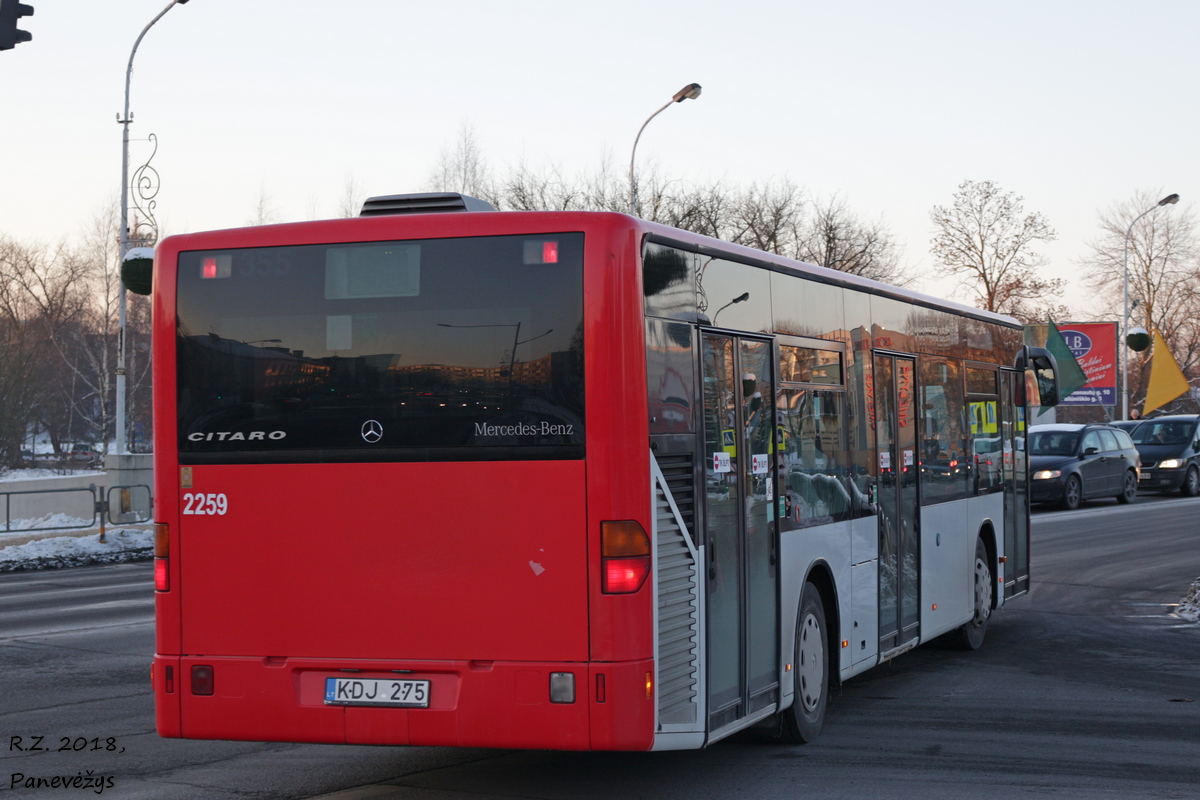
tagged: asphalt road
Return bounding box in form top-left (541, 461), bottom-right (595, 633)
top-left (2, 495), bottom-right (1197, 800)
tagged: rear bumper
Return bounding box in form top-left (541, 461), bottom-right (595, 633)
top-left (154, 655), bottom-right (654, 751)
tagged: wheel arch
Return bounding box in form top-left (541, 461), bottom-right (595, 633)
top-left (801, 560), bottom-right (841, 685)
top-left (977, 520), bottom-right (998, 611)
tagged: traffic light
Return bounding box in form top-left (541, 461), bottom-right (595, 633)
top-left (0, 1), bottom-right (33, 51)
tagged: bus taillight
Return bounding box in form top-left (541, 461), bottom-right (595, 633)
top-left (600, 521), bottom-right (650, 594)
top-left (154, 524), bottom-right (170, 592)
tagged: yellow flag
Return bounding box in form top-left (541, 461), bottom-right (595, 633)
top-left (1142, 329), bottom-right (1191, 416)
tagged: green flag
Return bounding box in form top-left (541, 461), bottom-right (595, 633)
top-left (1045, 319), bottom-right (1089, 400)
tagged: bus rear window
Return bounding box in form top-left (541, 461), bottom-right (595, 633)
top-left (176, 233), bottom-right (585, 463)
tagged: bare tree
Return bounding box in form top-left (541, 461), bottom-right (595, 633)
top-left (930, 180), bottom-right (1061, 320)
top-left (796, 196), bottom-right (910, 285)
top-left (425, 132), bottom-right (906, 285)
top-left (427, 124), bottom-right (494, 201)
top-left (337, 173), bottom-right (364, 218)
top-left (247, 182), bottom-right (279, 226)
top-left (1081, 190), bottom-right (1200, 411)
top-left (0, 236), bottom-right (89, 468)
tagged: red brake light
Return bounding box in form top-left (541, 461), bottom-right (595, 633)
top-left (154, 523), bottom-right (169, 592)
top-left (601, 521), bottom-right (650, 594)
top-left (202, 257), bottom-right (218, 279)
top-left (604, 558), bottom-right (651, 593)
top-left (542, 240), bottom-right (559, 263)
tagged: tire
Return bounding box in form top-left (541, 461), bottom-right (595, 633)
top-left (780, 583), bottom-right (829, 744)
top-left (1181, 466), bottom-right (1200, 498)
top-left (1116, 470), bottom-right (1137, 504)
top-left (955, 537), bottom-right (992, 651)
top-left (1060, 474), bottom-right (1082, 510)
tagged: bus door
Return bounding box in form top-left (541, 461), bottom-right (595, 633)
top-left (701, 333), bottom-right (779, 733)
top-left (999, 368), bottom-right (1030, 597)
top-left (873, 353), bottom-right (920, 653)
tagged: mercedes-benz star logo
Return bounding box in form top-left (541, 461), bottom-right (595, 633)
top-left (361, 419), bottom-right (383, 444)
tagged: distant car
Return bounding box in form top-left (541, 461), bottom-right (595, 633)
top-left (1028, 423), bottom-right (1140, 510)
top-left (1128, 414), bottom-right (1200, 497)
top-left (1108, 420), bottom-right (1142, 434)
top-left (972, 437), bottom-right (1003, 492)
top-left (70, 444), bottom-right (96, 463)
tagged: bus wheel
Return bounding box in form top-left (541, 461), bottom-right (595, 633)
top-left (955, 537), bottom-right (992, 651)
top-left (780, 582), bottom-right (828, 743)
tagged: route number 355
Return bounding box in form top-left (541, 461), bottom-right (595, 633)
top-left (182, 492), bottom-right (228, 515)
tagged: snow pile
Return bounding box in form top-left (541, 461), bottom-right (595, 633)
top-left (2, 513), bottom-right (93, 532)
top-left (1176, 577), bottom-right (1200, 623)
top-left (0, 528), bottom-right (153, 572)
top-left (0, 468), bottom-right (104, 482)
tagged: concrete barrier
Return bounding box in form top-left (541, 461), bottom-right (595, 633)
top-left (1, 455), bottom-right (154, 532)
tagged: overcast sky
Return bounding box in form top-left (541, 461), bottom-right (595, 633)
top-left (3, 0), bottom-right (1197, 315)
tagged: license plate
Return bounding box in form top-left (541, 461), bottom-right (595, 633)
top-left (324, 677), bottom-right (430, 707)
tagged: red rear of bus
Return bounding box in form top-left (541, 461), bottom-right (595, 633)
top-left (153, 208), bottom-right (656, 749)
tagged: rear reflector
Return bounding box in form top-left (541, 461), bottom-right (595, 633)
top-left (601, 521), bottom-right (650, 594)
top-left (191, 665), bottom-right (214, 696)
top-left (549, 672), bottom-right (575, 704)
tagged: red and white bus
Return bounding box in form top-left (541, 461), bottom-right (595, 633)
top-left (152, 192), bottom-right (1058, 750)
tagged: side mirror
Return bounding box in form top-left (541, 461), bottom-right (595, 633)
top-left (1082, 447), bottom-right (1099, 457)
top-left (1014, 346), bottom-right (1059, 407)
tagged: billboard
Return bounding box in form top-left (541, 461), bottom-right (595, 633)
top-left (1053, 322), bottom-right (1118, 406)
top-left (1025, 322), bottom-right (1118, 406)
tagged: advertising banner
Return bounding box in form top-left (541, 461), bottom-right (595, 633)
top-left (1024, 322), bottom-right (1118, 406)
top-left (1057, 322), bottom-right (1118, 406)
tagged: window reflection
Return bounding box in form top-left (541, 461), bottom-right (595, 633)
top-left (918, 357), bottom-right (972, 504)
top-left (176, 234), bottom-right (586, 461)
top-left (697, 257), bottom-right (771, 332)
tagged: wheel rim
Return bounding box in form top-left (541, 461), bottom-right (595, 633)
top-left (797, 611), bottom-right (825, 713)
top-left (973, 555), bottom-right (993, 626)
top-left (1125, 473), bottom-right (1136, 499)
top-left (1065, 477), bottom-right (1081, 506)
top-left (1188, 468), bottom-right (1199, 494)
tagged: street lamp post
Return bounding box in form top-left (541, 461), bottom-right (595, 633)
top-left (628, 83), bottom-right (702, 215)
top-left (1121, 192), bottom-right (1179, 420)
top-left (117, 0), bottom-right (190, 454)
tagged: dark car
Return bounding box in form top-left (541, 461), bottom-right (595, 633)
top-left (1128, 414), bottom-right (1200, 496)
top-left (1029, 423), bottom-right (1140, 510)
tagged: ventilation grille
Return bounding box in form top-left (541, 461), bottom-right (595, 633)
top-left (655, 473), bottom-right (699, 725)
top-left (359, 192), bottom-right (496, 216)
top-left (654, 453), bottom-right (695, 536)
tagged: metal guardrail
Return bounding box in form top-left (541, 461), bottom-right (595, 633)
top-left (1, 484), bottom-right (153, 534)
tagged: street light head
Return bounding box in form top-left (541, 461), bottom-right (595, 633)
top-left (733, 292), bottom-right (750, 303)
top-left (1158, 193), bottom-right (1180, 206)
top-left (673, 83), bottom-right (702, 103)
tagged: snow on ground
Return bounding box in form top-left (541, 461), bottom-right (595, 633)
top-left (2, 512), bottom-right (95, 533)
top-left (1176, 578), bottom-right (1200, 623)
top-left (0, 527), bottom-right (152, 572)
top-left (0, 467), bottom-right (105, 482)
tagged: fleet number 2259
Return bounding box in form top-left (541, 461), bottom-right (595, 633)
top-left (182, 493), bottom-right (228, 515)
